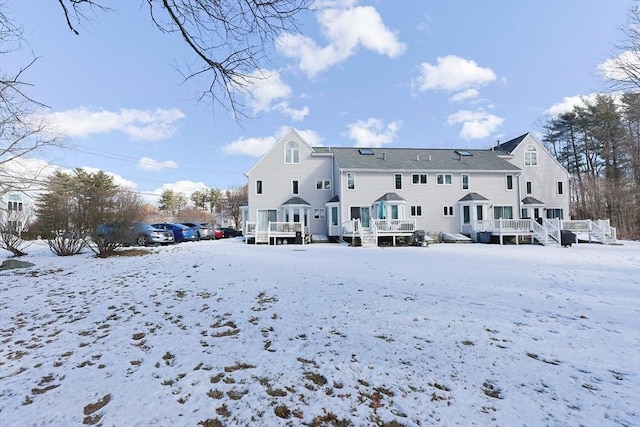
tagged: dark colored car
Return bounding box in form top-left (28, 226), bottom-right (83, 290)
top-left (97, 221), bottom-right (175, 246)
top-left (215, 227), bottom-right (241, 238)
top-left (178, 222), bottom-right (215, 240)
top-left (152, 223), bottom-right (199, 243)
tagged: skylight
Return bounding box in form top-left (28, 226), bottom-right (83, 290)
top-left (358, 148), bottom-right (374, 155)
top-left (456, 150), bottom-right (472, 156)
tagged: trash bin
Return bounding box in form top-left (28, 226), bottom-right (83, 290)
top-left (479, 231), bottom-right (492, 244)
top-left (295, 231), bottom-right (303, 244)
top-left (560, 230), bottom-right (576, 247)
top-left (413, 230), bottom-right (426, 246)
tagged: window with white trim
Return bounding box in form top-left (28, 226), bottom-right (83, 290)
top-left (412, 173), bottom-right (427, 184)
top-left (443, 206), bottom-right (454, 217)
top-left (546, 208), bottom-right (564, 219)
top-left (506, 174), bottom-right (514, 190)
top-left (493, 206), bottom-right (513, 219)
top-left (557, 181), bottom-right (564, 195)
top-left (347, 173), bottom-right (355, 190)
top-left (526, 181), bottom-right (532, 195)
top-left (462, 174), bottom-right (469, 190)
top-left (285, 141), bottom-right (299, 164)
top-left (394, 173), bottom-right (402, 190)
top-left (256, 180), bottom-right (263, 194)
top-left (524, 145), bottom-right (538, 166)
top-left (463, 205), bottom-right (470, 223)
top-left (410, 206), bottom-right (422, 217)
top-left (316, 179), bottom-right (331, 190)
top-left (437, 174), bottom-right (452, 185)
top-left (292, 180), bottom-right (299, 195)
top-left (7, 201), bottom-right (23, 211)
top-left (313, 208), bottom-right (325, 219)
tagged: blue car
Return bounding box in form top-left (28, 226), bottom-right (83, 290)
top-left (151, 223), bottom-right (199, 243)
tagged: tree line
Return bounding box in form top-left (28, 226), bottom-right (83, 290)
top-left (540, 4), bottom-right (639, 239)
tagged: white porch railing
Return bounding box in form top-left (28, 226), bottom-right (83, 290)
top-left (244, 221), bottom-right (307, 244)
top-left (372, 219), bottom-right (417, 234)
top-left (561, 219), bottom-right (617, 243)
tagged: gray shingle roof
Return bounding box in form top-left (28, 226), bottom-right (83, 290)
top-left (314, 147), bottom-right (520, 171)
top-left (522, 196), bottom-right (545, 205)
top-left (458, 192), bottom-right (489, 202)
top-left (375, 192), bottom-right (406, 202)
top-left (282, 197), bottom-right (311, 206)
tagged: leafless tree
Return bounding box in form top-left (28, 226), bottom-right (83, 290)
top-left (223, 185), bottom-right (247, 228)
top-left (1, 4), bottom-right (62, 196)
top-left (55, 0), bottom-right (311, 116)
top-left (604, 2), bottom-right (640, 91)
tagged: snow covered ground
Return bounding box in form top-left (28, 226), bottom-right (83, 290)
top-left (1, 238), bottom-right (639, 426)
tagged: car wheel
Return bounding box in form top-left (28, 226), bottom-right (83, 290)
top-left (137, 234), bottom-right (149, 246)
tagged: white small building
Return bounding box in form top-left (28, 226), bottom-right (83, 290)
top-left (0, 192), bottom-right (33, 234)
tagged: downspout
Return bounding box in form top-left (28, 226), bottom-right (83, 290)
top-left (516, 173), bottom-right (522, 219)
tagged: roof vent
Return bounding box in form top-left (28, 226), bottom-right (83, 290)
top-left (382, 152), bottom-right (386, 160)
top-left (416, 154), bottom-right (420, 161)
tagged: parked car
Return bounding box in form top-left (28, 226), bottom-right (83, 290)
top-left (215, 227), bottom-right (241, 238)
top-left (178, 222), bottom-right (215, 240)
top-left (213, 228), bottom-right (224, 239)
top-left (151, 223), bottom-right (199, 243)
top-left (96, 221), bottom-right (174, 246)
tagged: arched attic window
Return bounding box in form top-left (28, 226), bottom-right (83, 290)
top-left (285, 141), bottom-right (299, 164)
top-left (524, 145), bottom-right (538, 166)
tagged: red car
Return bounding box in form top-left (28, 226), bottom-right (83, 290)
top-left (213, 228), bottom-right (224, 239)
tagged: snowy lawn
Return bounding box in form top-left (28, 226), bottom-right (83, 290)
top-left (1, 238), bottom-right (639, 426)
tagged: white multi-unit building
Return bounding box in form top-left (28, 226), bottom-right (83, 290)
top-left (241, 129), bottom-right (574, 245)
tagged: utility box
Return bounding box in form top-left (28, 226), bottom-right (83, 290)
top-left (560, 230), bottom-right (576, 247)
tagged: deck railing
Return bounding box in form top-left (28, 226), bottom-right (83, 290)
top-left (561, 219), bottom-right (617, 243)
top-left (244, 221), bottom-right (307, 244)
top-left (372, 219), bottom-right (416, 233)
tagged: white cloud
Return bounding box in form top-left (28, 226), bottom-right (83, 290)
top-left (447, 110), bottom-right (504, 140)
top-left (45, 107), bottom-right (185, 141)
top-left (277, 5), bottom-right (406, 77)
top-left (247, 70), bottom-right (292, 113)
top-left (245, 69), bottom-right (309, 121)
top-left (598, 51), bottom-right (640, 82)
top-left (544, 94), bottom-right (598, 116)
top-left (346, 118), bottom-right (401, 148)
top-left (449, 88), bottom-right (480, 103)
top-left (136, 157), bottom-right (179, 172)
top-left (276, 103), bottom-right (310, 122)
top-left (413, 55), bottom-right (496, 93)
top-left (222, 136), bottom-right (278, 157)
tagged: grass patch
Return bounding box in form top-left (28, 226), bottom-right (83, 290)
top-left (481, 380), bottom-right (503, 399)
top-left (224, 363), bottom-right (255, 372)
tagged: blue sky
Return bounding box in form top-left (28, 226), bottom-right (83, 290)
top-left (3, 0), bottom-right (634, 202)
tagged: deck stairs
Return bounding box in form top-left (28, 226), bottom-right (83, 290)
top-left (360, 228), bottom-right (377, 246)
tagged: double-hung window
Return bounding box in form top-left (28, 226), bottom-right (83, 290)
top-left (347, 173), bottom-right (355, 190)
top-left (437, 174), bottom-right (452, 185)
top-left (394, 173), bottom-right (402, 190)
top-left (412, 173), bottom-right (427, 185)
top-left (285, 141), bottom-right (299, 164)
top-left (506, 175), bottom-right (514, 191)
